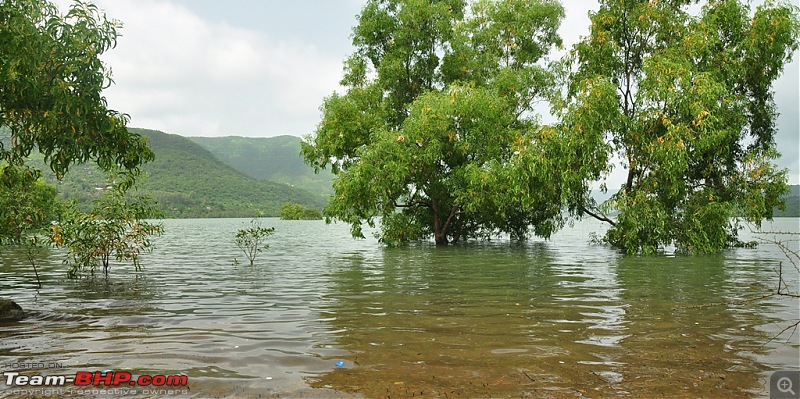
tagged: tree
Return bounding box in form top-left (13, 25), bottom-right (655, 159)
top-left (303, 0), bottom-right (566, 245)
top-left (234, 218), bottom-right (275, 265)
top-left (0, 0), bottom-right (153, 181)
top-left (280, 202), bottom-right (322, 220)
top-left (50, 176), bottom-right (164, 277)
top-left (0, 164), bottom-right (62, 245)
top-left (556, 0), bottom-right (800, 254)
top-left (1, 0), bottom-right (158, 272)
top-left (0, 163), bottom-right (65, 286)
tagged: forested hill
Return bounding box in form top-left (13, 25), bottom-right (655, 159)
top-left (46, 128), bottom-right (327, 218)
top-left (189, 135), bottom-right (334, 198)
top-left (776, 184), bottom-right (800, 217)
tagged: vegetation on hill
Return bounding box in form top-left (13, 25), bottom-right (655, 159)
top-left (32, 129), bottom-right (326, 218)
top-left (775, 185), bottom-right (800, 217)
top-left (190, 135), bottom-right (334, 198)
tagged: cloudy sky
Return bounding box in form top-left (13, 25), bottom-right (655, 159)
top-left (71, 0), bottom-right (798, 183)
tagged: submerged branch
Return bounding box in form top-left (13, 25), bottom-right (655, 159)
top-left (764, 320), bottom-right (800, 346)
top-left (581, 206), bottom-right (617, 227)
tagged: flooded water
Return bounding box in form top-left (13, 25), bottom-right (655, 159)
top-left (0, 217), bottom-right (798, 398)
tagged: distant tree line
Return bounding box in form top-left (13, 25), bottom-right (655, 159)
top-left (280, 202), bottom-right (322, 220)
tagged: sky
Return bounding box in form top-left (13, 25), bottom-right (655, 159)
top-left (61, 0), bottom-right (799, 184)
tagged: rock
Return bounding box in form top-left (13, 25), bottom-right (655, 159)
top-left (0, 299), bottom-right (25, 322)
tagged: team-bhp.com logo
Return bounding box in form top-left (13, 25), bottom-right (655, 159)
top-left (3, 370), bottom-right (189, 396)
top-left (5, 370), bottom-right (187, 387)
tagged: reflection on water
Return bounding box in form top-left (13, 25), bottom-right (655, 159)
top-left (0, 218), bottom-right (797, 398)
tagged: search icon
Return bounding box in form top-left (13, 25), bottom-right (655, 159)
top-left (772, 371), bottom-right (800, 399)
top-left (778, 377), bottom-right (796, 396)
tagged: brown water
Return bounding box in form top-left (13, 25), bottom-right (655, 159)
top-left (0, 218), bottom-right (798, 398)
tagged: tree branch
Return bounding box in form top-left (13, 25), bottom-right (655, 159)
top-left (442, 204), bottom-right (463, 234)
top-left (581, 206), bottom-right (617, 227)
top-left (391, 196), bottom-right (431, 209)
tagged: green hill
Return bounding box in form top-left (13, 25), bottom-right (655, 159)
top-left (44, 128), bottom-right (327, 218)
top-left (189, 135), bottom-right (335, 198)
top-left (775, 184), bottom-right (799, 217)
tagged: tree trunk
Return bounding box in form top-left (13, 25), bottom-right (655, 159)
top-left (433, 210), bottom-right (449, 246)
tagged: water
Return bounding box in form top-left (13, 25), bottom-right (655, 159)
top-left (1, 218), bottom-right (798, 398)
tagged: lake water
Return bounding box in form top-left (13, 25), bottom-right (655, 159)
top-left (1, 217), bottom-right (798, 398)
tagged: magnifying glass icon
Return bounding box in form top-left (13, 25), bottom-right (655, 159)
top-left (777, 376), bottom-right (796, 396)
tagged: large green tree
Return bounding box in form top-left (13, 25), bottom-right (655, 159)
top-left (1, 0), bottom-right (162, 281)
top-left (1, 0), bottom-right (154, 243)
top-left (303, 0), bottom-right (566, 245)
top-left (0, 0), bottom-right (152, 177)
top-left (556, 0), bottom-right (799, 254)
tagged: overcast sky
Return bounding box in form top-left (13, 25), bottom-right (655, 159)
top-left (75, 0), bottom-right (798, 183)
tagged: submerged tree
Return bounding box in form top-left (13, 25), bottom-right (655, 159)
top-left (556, 0), bottom-right (800, 254)
top-left (51, 175), bottom-right (164, 277)
top-left (303, 0), bottom-right (566, 245)
top-left (235, 218), bottom-right (275, 265)
top-left (280, 202), bottom-right (322, 220)
top-left (0, 163), bottom-right (64, 286)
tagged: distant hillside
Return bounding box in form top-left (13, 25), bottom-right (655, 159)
top-left (189, 135), bottom-right (334, 198)
top-left (775, 184), bottom-right (799, 217)
top-left (40, 128), bottom-right (327, 218)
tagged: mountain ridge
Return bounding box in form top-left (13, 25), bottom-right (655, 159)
top-left (43, 128), bottom-right (327, 218)
top-left (189, 135), bottom-right (335, 198)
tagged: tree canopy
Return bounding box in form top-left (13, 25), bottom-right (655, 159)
top-left (0, 0), bottom-right (153, 181)
top-left (304, 0), bottom-right (799, 251)
top-left (303, 0), bottom-right (567, 245)
top-left (280, 202), bottom-right (322, 220)
top-left (556, 0), bottom-right (800, 253)
top-left (0, 164), bottom-right (62, 245)
top-left (1, 0), bottom-right (160, 273)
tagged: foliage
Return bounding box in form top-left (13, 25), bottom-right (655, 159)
top-left (302, 0), bottom-right (566, 245)
top-left (0, 163), bottom-right (62, 288)
top-left (280, 202), bottom-right (322, 220)
top-left (0, 165), bottom-right (56, 286)
top-left (0, 0), bottom-right (153, 181)
top-left (1, 0), bottom-right (155, 256)
top-left (555, 0), bottom-right (800, 254)
top-left (0, 163), bottom-right (63, 245)
top-left (234, 218), bottom-right (275, 265)
top-left (190, 135), bottom-right (335, 198)
top-left (50, 176), bottom-right (164, 277)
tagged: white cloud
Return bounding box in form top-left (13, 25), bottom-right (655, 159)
top-left (95, 0), bottom-right (344, 137)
